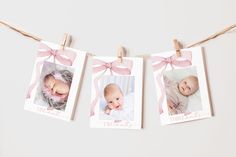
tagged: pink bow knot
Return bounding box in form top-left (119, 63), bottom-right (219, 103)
top-left (50, 50), bottom-right (58, 57)
top-left (37, 43), bottom-right (76, 66)
top-left (164, 57), bottom-right (172, 64)
top-left (105, 62), bottom-right (112, 69)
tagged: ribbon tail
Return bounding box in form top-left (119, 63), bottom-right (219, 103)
top-left (90, 77), bottom-right (100, 116)
top-left (156, 74), bottom-right (165, 114)
top-left (26, 61), bottom-right (44, 99)
top-left (110, 69), bottom-right (113, 75)
top-left (26, 82), bottom-right (37, 99)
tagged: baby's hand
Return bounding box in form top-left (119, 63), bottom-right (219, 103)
top-left (167, 99), bottom-right (174, 109)
top-left (168, 106), bottom-right (177, 114)
top-left (167, 99), bottom-right (177, 115)
top-left (105, 106), bottom-right (111, 115)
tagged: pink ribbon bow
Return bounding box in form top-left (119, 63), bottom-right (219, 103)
top-left (90, 59), bottom-right (133, 116)
top-left (37, 43), bottom-right (76, 66)
top-left (26, 43), bottom-right (76, 99)
top-left (151, 51), bottom-right (192, 114)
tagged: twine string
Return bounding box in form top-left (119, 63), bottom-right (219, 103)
top-left (187, 23), bottom-right (236, 48)
top-left (1, 20), bottom-right (236, 49)
top-left (0, 20), bottom-right (42, 42)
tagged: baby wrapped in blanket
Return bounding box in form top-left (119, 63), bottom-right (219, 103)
top-left (41, 70), bottom-right (73, 110)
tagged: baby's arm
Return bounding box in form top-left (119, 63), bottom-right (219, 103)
top-left (167, 99), bottom-right (178, 115)
top-left (104, 105), bottom-right (111, 115)
top-left (175, 101), bottom-right (187, 114)
top-left (53, 84), bottom-right (70, 95)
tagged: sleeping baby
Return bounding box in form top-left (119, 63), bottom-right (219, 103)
top-left (103, 83), bottom-right (124, 115)
top-left (164, 75), bottom-right (199, 115)
top-left (41, 70), bottom-right (73, 110)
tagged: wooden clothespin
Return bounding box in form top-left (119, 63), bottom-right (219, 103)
top-left (173, 39), bottom-right (182, 57)
top-left (60, 33), bottom-right (71, 50)
top-left (117, 46), bottom-right (126, 63)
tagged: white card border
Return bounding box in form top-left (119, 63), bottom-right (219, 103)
top-left (90, 56), bottom-right (143, 129)
top-left (151, 47), bottom-right (212, 125)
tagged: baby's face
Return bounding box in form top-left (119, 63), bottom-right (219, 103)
top-left (105, 88), bottom-right (124, 110)
top-left (44, 75), bottom-right (56, 90)
top-left (178, 76), bottom-right (199, 96)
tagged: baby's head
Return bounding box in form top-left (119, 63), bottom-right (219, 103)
top-left (104, 83), bottom-right (124, 110)
top-left (44, 74), bottom-right (56, 90)
top-left (178, 75), bottom-right (199, 96)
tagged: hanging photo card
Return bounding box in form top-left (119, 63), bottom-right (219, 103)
top-left (90, 56), bottom-right (143, 129)
top-left (151, 47), bottom-right (212, 125)
top-left (24, 41), bottom-right (87, 121)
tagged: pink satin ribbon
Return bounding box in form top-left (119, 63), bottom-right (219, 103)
top-left (151, 51), bottom-right (192, 114)
top-left (37, 43), bottom-right (76, 66)
top-left (90, 59), bottom-right (133, 116)
top-left (26, 43), bottom-right (76, 99)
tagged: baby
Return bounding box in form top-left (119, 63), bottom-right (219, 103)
top-left (41, 70), bottom-right (73, 110)
top-left (103, 83), bottom-right (124, 115)
top-left (164, 75), bottom-right (199, 115)
top-left (44, 74), bottom-right (70, 97)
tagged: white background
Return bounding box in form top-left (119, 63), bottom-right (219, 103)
top-left (0, 0), bottom-right (236, 157)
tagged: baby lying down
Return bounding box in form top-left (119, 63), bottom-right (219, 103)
top-left (41, 70), bottom-right (73, 111)
top-left (164, 75), bottom-right (199, 115)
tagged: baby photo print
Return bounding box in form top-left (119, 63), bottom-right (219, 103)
top-left (163, 67), bottom-right (202, 115)
top-left (34, 61), bottom-right (73, 111)
top-left (99, 76), bottom-right (135, 121)
top-left (151, 47), bottom-right (212, 125)
top-left (90, 57), bottom-right (143, 129)
top-left (24, 41), bottom-right (87, 121)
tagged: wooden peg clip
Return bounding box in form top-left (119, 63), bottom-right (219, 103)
top-left (60, 33), bottom-right (71, 50)
top-left (173, 39), bottom-right (182, 57)
top-left (117, 46), bottom-right (126, 63)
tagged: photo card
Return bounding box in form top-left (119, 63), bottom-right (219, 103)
top-left (151, 47), bottom-right (212, 125)
top-left (24, 41), bottom-right (87, 121)
top-left (90, 56), bottom-right (143, 129)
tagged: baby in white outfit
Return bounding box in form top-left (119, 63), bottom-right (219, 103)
top-left (103, 83), bottom-right (124, 115)
top-left (164, 75), bottom-right (199, 115)
top-left (103, 83), bottom-right (134, 120)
